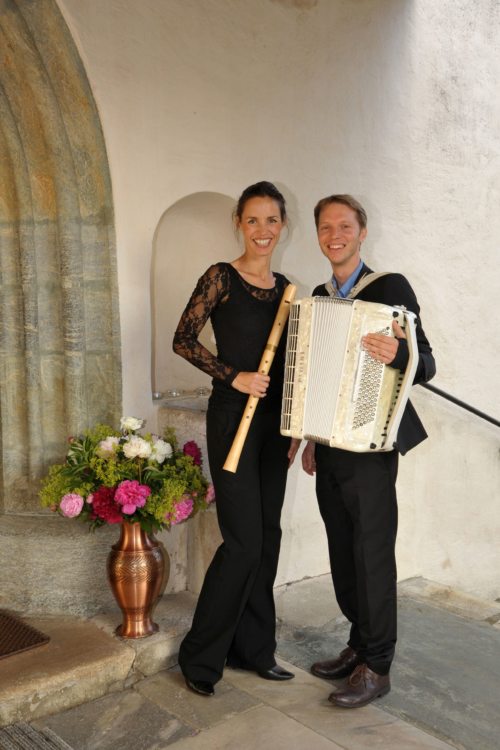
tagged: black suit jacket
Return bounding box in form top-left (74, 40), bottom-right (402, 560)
top-left (313, 264), bottom-right (436, 455)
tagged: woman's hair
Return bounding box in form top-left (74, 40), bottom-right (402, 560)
top-left (314, 194), bottom-right (367, 230)
top-left (234, 181), bottom-right (287, 222)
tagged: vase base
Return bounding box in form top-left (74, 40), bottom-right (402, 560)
top-left (115, 621), bottom-right (159, 639)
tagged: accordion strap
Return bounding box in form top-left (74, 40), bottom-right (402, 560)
top-left (325, 271), bottom-right (391, 300)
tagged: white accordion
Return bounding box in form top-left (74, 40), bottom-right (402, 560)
top-left (280, 297), bottom-right (418, 452)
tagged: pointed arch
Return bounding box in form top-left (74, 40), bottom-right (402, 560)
top-left (0, 0), bottom-right (121, 511)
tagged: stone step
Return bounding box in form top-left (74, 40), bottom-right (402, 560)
top-left (0, 591), bottom-right (196, 728)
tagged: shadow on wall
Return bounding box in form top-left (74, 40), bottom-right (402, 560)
top-left (151, 192), bottom-right (239, 395)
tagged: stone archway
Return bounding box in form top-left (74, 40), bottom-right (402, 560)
top-left (0, 0), bottom-right (121, 615)
top-left (0, 0), bottom-right (121, 514)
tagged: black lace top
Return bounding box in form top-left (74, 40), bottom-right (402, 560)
top-left (173, 262), bottom-right (290, 411)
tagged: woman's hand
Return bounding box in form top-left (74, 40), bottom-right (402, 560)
top-left (362, 320), bottom-right (406, 365)
top-left (302, 440), bottom-right (316, 476)
top-left (287, 438), bottom-right (301, 467)
top-left (232, 371), bottom-right (270, 398)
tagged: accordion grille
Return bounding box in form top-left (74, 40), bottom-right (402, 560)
top-left (352, 329), bottom-right (386, 429)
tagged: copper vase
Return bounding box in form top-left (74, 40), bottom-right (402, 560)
top-left (107, 521), bottom-right (168, 638)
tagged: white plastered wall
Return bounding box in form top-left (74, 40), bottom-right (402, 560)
top-left (56, 0), bottom-right (500, 600)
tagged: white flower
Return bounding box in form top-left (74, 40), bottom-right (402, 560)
top-left (123, 436), bottom-right (152, 459)
top-left (96, 436), bottom-right (120, 457)
top-left (120, 416), bottom-right (145, 432)
top-left (151, 439), bottom-right (172, 464)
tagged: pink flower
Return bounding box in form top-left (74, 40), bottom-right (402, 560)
top-left (165, 495), bottom-right (194, 526)
top-left (206, 484), bottom-right (216, 504)
top-left (60, 493), bottom-right (84, 517)
top-left (183, 441), bottom-right (202, 466)
top-left (96, 436), bottom-right (119, 457)
top-left (115, 480), bottom-right (151, 515)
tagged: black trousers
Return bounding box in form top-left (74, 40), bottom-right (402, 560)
top-left (178, 406), bottom-right (289, 684)
top-left (315, 445), bottom-right (399, 676)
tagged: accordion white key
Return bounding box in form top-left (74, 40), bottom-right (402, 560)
top-left (280, 297), bottom-right (418, 452)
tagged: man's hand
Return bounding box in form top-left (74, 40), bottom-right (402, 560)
top-left (232, 371), bottom-right (270, 397)
top-left (301, 440), bottom-right (316, 475)
top-left (362, 320), bottom-right (406, 365)
top-left (287, 438), bottom-right (301, 468)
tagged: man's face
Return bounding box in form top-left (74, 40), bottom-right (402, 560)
top-left (317, 203), bottom-right (367, 274)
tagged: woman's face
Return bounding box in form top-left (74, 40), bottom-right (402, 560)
top-left (237, 197), bottom-right (285, 258)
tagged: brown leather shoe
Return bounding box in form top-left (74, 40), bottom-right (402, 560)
top-left (311, 647), bottom-right (361, 680)
top-left (328, 663), bottom-right (390, 708)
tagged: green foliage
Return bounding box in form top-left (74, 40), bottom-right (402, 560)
top-left (89, 455), bottom-right (136, 486)
top-left (40, 465), bottom-right (69, 508)
top-left (145, 481), bottom-right (183, 524)
top-left (162, 426), bottom-right (178, 452)
top-left (86, 424), bottom-right (120, 442)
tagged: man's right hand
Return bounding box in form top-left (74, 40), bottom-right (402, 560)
top-left (302, 440), bottom-right (316, 475)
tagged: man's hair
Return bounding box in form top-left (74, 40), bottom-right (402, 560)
top-left (314, 194), bottom-right (367, 230)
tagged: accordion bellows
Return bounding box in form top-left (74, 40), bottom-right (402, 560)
top-left (280, 297), bottom-right (418, 452)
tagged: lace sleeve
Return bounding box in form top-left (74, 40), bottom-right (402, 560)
top-left (172, 264), bottom-right (238, 384)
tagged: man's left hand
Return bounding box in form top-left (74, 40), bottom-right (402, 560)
top-left (362, 320), bottom-right (406, 365)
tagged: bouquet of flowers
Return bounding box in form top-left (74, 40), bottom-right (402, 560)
top-left (40, 416), bottom-right (215, 533)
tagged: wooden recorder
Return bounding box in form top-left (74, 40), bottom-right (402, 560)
top-left (223, 283), bottom-right (297, 473)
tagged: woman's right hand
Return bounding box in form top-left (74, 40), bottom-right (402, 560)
top-left (232, 371), bottom-right (270, 398)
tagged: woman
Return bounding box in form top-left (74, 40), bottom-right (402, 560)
top-left (173, 181), bottom-right (295, 696)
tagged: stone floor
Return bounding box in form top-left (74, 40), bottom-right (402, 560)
top-left (276, 577), bottom-right (500, 750)
top-left (1, 576), bottom-right (499, 750)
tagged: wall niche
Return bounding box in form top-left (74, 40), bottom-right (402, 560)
top-left (152, 191), bottom-right (239, 397)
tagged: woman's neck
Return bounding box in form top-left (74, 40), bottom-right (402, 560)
top-left (231, 256), bottom-right (275, 288)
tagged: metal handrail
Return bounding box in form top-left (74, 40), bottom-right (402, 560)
top-left (419, 382), bottom-right (500, 428)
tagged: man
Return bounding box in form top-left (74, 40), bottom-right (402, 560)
top-left (301, 195), bottom-right (435, 708)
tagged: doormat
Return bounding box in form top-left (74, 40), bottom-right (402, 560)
top-left (0, 610), bottom-right (50, 660)
top-left (0, 722), bottom-right (74, 749)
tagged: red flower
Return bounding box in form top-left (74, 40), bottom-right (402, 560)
top-left (91, 486), bottom-right (123, 524)
top-left (183, 440), bottom-right (202, 466)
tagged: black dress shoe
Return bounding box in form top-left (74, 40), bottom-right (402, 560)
top-left (257, 664), bottom-right (295, 681)
top-left (184, 676), bottom-right (214, 696)
top-left (311, 646), bottom-right (361, 680)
